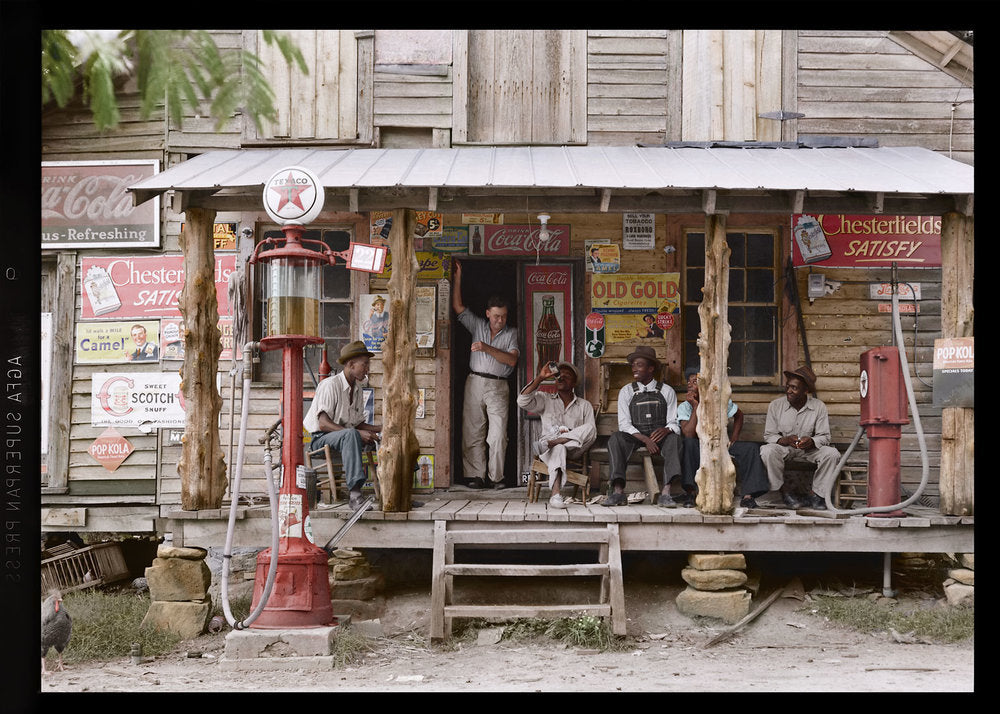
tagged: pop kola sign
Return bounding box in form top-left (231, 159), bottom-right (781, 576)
top-left (42, 160), bottom-right (160, 249)
top-left (91, 372), bottom-right (186, 428)
top-left (483, 224), bottom-right (570, 256)
top-left (81, 254), bottom-right (236, 319)
top-left (88, 427), bottom-right (134, 472)
top-left (791, 214), bottom-right (941, 268)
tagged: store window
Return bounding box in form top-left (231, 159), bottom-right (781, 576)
top-left (683, 230), bottom-right (779, 382)
top-left (254, 226), bottom-right (355, 383)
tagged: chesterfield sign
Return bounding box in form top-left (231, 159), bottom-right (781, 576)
top-left (42, 160), bottom-right (160, 249)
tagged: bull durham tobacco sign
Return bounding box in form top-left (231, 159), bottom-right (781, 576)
top-left (42, 160), bottom-right (160, 249)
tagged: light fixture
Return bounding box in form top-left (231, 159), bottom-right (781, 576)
top-left (537, 214), bottom-right (551, 242)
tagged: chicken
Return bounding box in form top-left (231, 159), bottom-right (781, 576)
top-left (41, 590), bottom-right (72, 675)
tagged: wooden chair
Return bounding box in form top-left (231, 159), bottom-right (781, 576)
top-left (306, 444), bottom-right (350, 505)
top-left (527, 458), bottom-right (591, 503)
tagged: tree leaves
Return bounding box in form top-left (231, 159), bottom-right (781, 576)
top-left (41, 29), bottom-right (307, 133)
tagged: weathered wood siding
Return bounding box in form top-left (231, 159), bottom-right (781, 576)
top-left (797, 30), bottom-right (974, 165)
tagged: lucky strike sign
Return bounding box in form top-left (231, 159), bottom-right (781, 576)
top-left (791, 214), bottom-right (941, 268)
top-left (81, 254), bottom-right (237, 320)
top-left (42, 160), bottom-right (160, 249)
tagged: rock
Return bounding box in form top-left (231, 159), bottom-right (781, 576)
top-left (943, 582), bottom-right (974, 608)
top-left (330, 595), bottom-right (386, 622)
top-left (141, 598), bottom-right (213, 640)
top-left (688, 553), bottom-right (746, 571)
top-left (333, 561), bottom-right (371, 581)
top-left (675, 587), bottom-right (751, 624)
top-left (330, 571), bottom-right (385, 600)
top-left (131, 577), bottom-right (149, 592)
top-left (157, 544), bottom-right (208, 560)
top-left (959, 553), bottom-right (974, 570)
top-left (146, 556), bottom-right (212, 601)
top-left (947, 568), bottom-right (974, 586)
top-left (681, 567), bottom-right (748, 591)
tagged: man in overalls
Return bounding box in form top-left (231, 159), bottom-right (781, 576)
top-left (603, 345), bottom-right (682, 507)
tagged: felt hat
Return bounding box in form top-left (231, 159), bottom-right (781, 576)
top-left (783, 365), bottom-right (818, 394)
top-left (339, 340), bottom-right (375, 365)
top-left (555, 361), bottom-right (579, 382)
top-left (626, 345), bottom-right (661, 369)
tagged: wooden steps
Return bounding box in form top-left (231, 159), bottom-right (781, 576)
top-left (430, 522), bottom-right (626, 640)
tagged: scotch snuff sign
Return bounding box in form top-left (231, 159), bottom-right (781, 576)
top-left (263, 166), bottom-right (325, 225)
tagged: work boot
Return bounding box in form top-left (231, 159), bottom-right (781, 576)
top-left (806, 493), bottom-right (827, 510)
top-left (467, 477), bottom-right (487, 489)
top-left (781, 491), bottom-right (804, 509)
top-left (348, 491), bottom-right (365, 511)
top-left (657, 492), bottom-right (678, 508)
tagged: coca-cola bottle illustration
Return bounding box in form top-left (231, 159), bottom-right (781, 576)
top-left (470, 225), bottom-right (483, 254)
top-left (535, 295), bottom-right (562, 372)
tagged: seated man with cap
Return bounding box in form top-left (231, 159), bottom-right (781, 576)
top-left (759, 365), bottom-right (841, 510)
top-left (517, 360), bottom-right (596, 509)
top-left (303, 340), bottom-right (382, 511)
top-left (678, 366), bottom-right (769, 509)
top-left (603, 345), bottom-right (682, 507)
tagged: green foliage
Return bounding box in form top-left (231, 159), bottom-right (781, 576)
top-left (55, 589), bottom-right (181, 664)
top-left (807, 596), bottom-right (974, 643)
top-left (455, 616), bottom-right (628, 652)
top-left (41, 29), bottom-right (307, 133)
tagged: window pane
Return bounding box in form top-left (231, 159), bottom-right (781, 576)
top-left (746, 269), bottom-right (775, 302)
top-left (683, 305), bottom-right (700, 341)
top-left (687, 233), bottom-right (705, 267)
top-left (728, 268), bottom-right (745, 302)
top-left (726, 232), bottom-right (745, 267)
top-left (746, 307), bottom-right (775, 340)
top-left (728, 341), bottom-right (744, 376)
top-left (727, 306), bottom-right (745, 341)
top-left (686, 268), bottom-right (704, 302)
top-left (745, 341), bottom-right (776, 376)
top-left (685, 340), bottom-right (701, 369)
top-left (746, 233), bottom-right (774, 267)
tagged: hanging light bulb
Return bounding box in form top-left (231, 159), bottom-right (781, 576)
top-left (537, 214), bottom-right (551, 242)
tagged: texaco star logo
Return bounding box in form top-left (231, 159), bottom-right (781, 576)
top-left (269, 172), bottom-right (310, 212)
top-left (262, 166), bottom-right (325, 225)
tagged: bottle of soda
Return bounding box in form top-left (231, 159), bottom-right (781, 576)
top-left (535, 296), bottom-right (562, 372)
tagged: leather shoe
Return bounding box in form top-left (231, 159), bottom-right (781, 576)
top-left (740, 495), bottom-right (759, 509)
top-left (657, 493), bottom-right (678, 508)
top-left (781, 491), bottom-right (804, 509)
top-left (601, 491), bottom-right (628, 507)
top-left (806, 493), bottom-right (827, 510)
top-left (467, 477), bottom-right (487, 489)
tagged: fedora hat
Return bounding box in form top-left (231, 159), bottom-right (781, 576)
top-left (555, 361), bottom-right (579, 382)
top-left (783, 365), bottom-right (817, 394)
top-left (626, 345), bottom-right (661, 369)
top-left (339, 340), bottom-right (375, 365)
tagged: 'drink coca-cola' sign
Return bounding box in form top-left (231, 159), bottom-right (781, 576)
top-left (524, 264), bottom-right (574, 392)
top-left (42, 160), bottom-right (160, 249)
top-left (483, 224), bottom-right (570, 256)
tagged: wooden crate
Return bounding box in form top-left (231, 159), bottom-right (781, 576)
top-left (41, 541), bottom-right (130, 593)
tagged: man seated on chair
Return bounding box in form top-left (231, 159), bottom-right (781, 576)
top-left (516, 360), bottom-right (596, 509)
top-left (678, 366), bottom-right (770, 509)
top-left (759, 365), bottom-right (840, 511)
top-left (603, 345), bottom-right (682, 508)
top-left (303, 340), bottom-right (382, 512)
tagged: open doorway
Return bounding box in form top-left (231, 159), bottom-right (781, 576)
top-left (451, 259), bottom-right (520, 486)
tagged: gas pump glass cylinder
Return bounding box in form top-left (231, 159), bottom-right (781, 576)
top-left (265, 258), bottom-right (321, 338)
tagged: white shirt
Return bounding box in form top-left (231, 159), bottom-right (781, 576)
top-left (616, 380), bottom-right (680, 435)
top-left (303, 371), bottom-right (366, 433)
top-left (517, 389), bottom-right (597, 453)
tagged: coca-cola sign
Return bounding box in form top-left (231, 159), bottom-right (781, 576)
top-left (523, 264), bottom-right (574, 393)
top-left (42, 160), bottom-right (160, 249)
top-left (484, 225), bottom-right (570, 256)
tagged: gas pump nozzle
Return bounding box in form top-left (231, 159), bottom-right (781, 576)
top-left (321, 496), bottom-right (376, 555)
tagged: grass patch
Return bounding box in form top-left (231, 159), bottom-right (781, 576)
top-left (55, 589), bottom-right (182, 664)
top-left (806, 596), bottom-right (974, 643)
top-left (454, 615), bottom-right (628, 651)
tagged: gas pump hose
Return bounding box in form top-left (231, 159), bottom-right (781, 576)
top-left (821, 290), bottom-right (930, 514)
top-left (221, 342), bottom-right (281, 629)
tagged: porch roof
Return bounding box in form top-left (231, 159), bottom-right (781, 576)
top-left (129, 144), bottom-right (974, 216)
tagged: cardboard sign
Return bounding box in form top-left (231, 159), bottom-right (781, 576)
top-left (933, 337), bottom-right (974, 407)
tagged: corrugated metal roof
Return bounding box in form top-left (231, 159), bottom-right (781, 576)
top-left (129, 145), bottom-right (973, 204)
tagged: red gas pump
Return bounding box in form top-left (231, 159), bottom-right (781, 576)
top-left (859, 346), bottom-right (909, 517)
top-left (240, 166), bottom-right (385, 629)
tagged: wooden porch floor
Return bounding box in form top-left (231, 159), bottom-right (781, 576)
top-left (170, 488), bottom-right (974, 555)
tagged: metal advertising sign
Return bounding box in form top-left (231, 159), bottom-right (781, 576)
top-left (88, 427), bottom-right (134, 472)
top-left (483, 224), bottom-right (570, 257)
top-left (262, 166), bottom-right (325, 225)
top-left (91, 372), bottom-right (186, 428)
top-left (590, 273), bottom-right (681, 344)
top-left (80, 254), bottom-right (237, 320)
top-left (75, 320), bottom-right (161, 364)
top-left (42, 160), bottom-right (160, 249)
top-left (524, 264), bottom-right (574, 392)
top-left (791, 214), bottom-right (942, 268)
top-left (933, 337), bottom-right (974, 408)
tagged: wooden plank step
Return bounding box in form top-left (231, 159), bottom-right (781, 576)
top-left (445, 528), bottom-right (611, 545)
top-left (444, 603), bottom-right (612, 618)
top-left (444, 563), bottom-right (609, 577)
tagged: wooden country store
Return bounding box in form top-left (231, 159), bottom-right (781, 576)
top-left (38, 32), bottom-right (973, 604)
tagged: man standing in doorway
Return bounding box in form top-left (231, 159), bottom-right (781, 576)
top-left (452, 259), bottom-right (520, 489)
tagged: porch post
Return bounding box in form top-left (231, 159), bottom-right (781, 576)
top-left (939, 211), bottom-right (974, 516)
top-left (694, 213), bottom-right (737, 513)
top-left (378, 208), bottom-right (420, 511)
top-left (177, 206), bottom-right (227, 510)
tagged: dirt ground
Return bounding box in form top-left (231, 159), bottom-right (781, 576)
top-left (39, 578), bottom-right (973, 695)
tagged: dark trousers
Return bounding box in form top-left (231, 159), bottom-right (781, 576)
top-left (680, 436), bottom-right (770, 497)
top-left (607, 430), bottom-right (681, 490)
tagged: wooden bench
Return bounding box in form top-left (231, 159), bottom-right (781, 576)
top-left (429, 521), bottom-right (626, 641)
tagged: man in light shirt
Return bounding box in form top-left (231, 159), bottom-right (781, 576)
top-left (303, 341), bottom-right (381, 511)
top-left (517, 361), bottom-right (596, 508)
top-left (760, 365), bottom-right (841, 510)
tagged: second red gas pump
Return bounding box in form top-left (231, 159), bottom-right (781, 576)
top-left (859, 346), bottom-right (909, 517)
